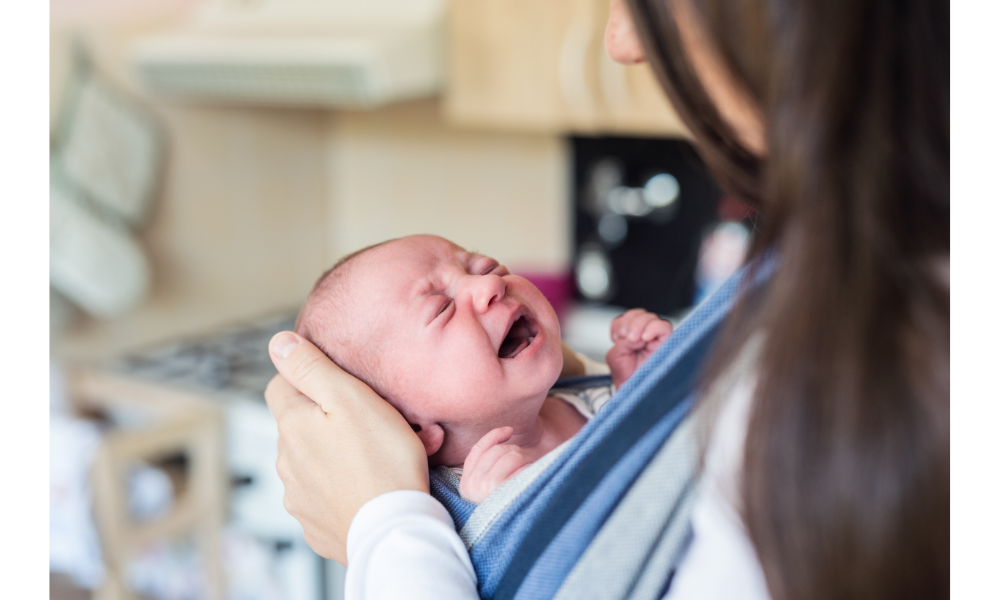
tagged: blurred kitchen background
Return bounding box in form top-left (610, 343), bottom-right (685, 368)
top-left (48, 0), bottom-right (752, 598)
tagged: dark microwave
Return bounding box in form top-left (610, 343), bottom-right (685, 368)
top-left (571, 135), bottom-right (748, 316)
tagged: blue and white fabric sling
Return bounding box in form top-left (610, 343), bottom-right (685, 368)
top-left (430, 261), bottom-right (760, 600)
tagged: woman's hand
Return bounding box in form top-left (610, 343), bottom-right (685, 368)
top-left (265, 331), bottom-right (430, 565)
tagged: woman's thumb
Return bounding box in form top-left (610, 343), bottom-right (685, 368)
top-left (268, 331), bottom-right (359, 413)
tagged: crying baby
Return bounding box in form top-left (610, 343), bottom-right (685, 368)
top-left (295, 235), bottom-right (672, 502)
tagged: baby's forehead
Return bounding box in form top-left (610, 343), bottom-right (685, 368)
top-left (349, 238), bottom-right (454, 300)
top-left (392, 235), bottom-right (466, 259)
top-left (371, 236), bottom-right (467, 276)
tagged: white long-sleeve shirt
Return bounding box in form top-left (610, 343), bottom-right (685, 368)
top-left (345, 377), bottom-right (770, 600)
top-left (665, 375), bottom-right (770, 599)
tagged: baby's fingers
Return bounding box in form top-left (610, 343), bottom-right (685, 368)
top-left (463, 427), bottom-right (514, 476)
top-left (460, 443), bottom-right (528, 501)
top-left (623, 311), bottom-right (661, 342)
top-left (641, 317), bottom-right (673, 342)
top-left (490, 450), bottom-right (533, 482)
top-left (611, 309), bottom-right (652, 342)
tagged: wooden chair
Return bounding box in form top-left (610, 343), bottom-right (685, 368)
top-left (70, 368), bottom-right (227, 600)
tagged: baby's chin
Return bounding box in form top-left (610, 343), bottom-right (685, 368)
top-left (427, 341), bottom-right (563, 469)
top-left (537, 334), bottom-right (565, 386)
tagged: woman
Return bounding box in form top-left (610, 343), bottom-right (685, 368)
top-left (265, 0), bottom-right (949, 598)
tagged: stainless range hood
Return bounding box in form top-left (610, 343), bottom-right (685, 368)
top-left (132, 0), bottom-right (446, 109)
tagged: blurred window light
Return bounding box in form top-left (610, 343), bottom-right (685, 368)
top-left (694, 221), bottom-right (751, 304)
top-left (576, 247), bottom-right (614, 300)
top-left (607, 186), bottom-right (652, 217)
top-left (587, 157), bottom-right (623, 214)
top-left (643, 173), bottom-right (680, 208)
top-left (597, 213), bottom-right (628, 246)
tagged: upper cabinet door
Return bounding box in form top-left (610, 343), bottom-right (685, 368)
top-left (444, 0), bottom-right (690, 137)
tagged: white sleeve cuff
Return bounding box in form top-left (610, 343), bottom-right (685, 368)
top-left (346, 490), bottom-right (479, 600)
top-left (347, 490), bottom-right (456, 556)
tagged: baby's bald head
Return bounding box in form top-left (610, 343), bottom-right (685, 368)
top-left (293, 234), bottom-right (566, 467)
top-left (295, 241), bottom-right (394, 397)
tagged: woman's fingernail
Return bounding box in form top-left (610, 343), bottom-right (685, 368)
top-left (271, 332), bottom-right (300, 358)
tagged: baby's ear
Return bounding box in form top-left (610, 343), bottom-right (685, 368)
top-left (412, 422), bottom-right (444, 457)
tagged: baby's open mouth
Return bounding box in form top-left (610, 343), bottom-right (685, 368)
top-left (499, 314), bottom-right (538, 359)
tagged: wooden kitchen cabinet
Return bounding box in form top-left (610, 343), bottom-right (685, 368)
top-left (444, 0), bottom-right (689, 137)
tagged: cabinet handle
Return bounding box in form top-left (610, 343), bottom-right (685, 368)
top-left (558, 14), bottom-right (596, 113)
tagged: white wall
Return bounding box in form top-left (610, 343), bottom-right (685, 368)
top-left (51, 23), bottom-right (571, 362)
top-left (325, 101), bottom-right (571, 273)
top-left (51, 15), bottom-right (332, 360)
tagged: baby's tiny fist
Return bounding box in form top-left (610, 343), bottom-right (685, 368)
top-left (606, 309), bottom-right (673, 388)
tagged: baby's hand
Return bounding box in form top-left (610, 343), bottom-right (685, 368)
top-left (459, 427), bottom-right (533, 503)
top-left (606, 308), bottom-right (674, 388)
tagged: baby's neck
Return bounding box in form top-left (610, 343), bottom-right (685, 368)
top-left (468, 395), bottom-right (588, 467)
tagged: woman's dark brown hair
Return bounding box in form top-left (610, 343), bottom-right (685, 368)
top-left (625, 0), bottom-right (949, 598)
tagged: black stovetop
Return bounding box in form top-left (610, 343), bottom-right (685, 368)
top-left (112, 312), bottom-right (297, 399)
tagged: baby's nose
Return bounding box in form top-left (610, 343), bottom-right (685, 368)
top-left (471, 274), bottom-right (507, 313)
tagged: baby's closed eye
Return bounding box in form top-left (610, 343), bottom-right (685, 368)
top-left (478, 259), bottom-right (500, 274)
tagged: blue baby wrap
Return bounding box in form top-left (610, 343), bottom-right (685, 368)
top-left (430, 261), bottom-right (757, 600)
